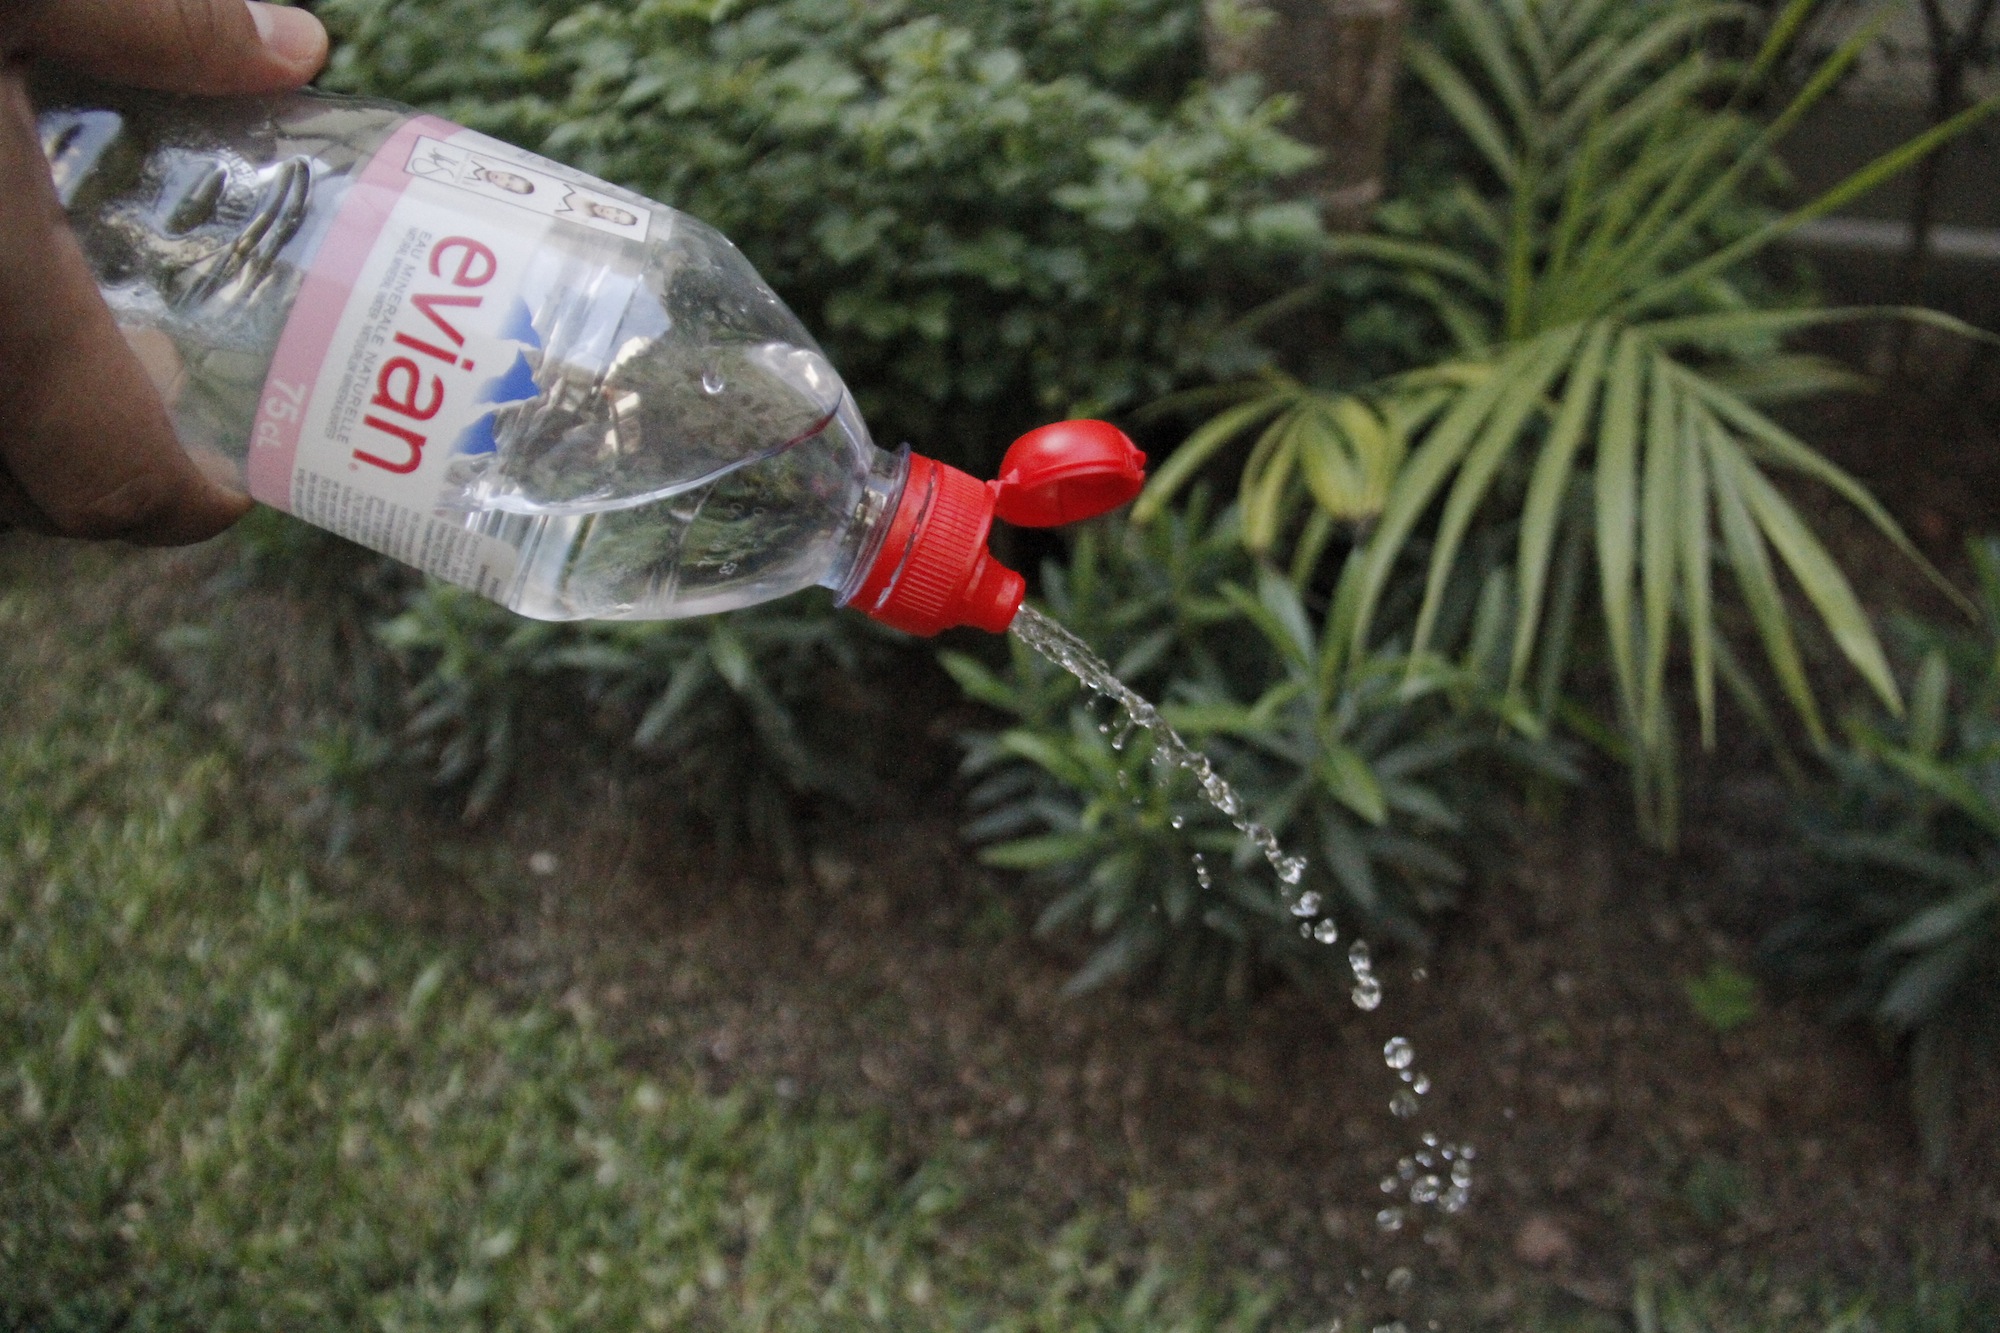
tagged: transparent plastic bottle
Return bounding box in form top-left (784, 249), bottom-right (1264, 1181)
top-left (34, 77), bottom-right (1145, 635)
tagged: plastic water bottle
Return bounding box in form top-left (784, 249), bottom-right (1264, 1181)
top-left (34, 77), bottom-right (1146, 635)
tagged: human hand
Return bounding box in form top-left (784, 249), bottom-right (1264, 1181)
top-left (0, 0), bottom-right (326, 544)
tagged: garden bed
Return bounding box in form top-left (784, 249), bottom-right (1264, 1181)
top-left (7, 522), bottom-right (1993, 1328)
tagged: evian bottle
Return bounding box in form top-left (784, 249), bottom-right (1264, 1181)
top-left (35, 78), bottom-right (1146, 634)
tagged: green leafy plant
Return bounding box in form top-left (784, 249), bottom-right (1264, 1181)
top-left (375, 584), bottom-right (884, 861)
top-left (317, 0), bottom-right (1324, 470)
top-left (944, 498), bottom-right (1564, 1014)
top-left (1775, 537), bottom-right (2000, 1168)
top-left (1139, 0), bottom-right (1999, 842)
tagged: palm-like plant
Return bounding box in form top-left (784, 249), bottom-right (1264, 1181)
top-left (1141, 0), bottom-right (1997, 841)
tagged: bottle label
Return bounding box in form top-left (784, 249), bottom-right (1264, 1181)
top-left (247, 115), bottom-right (652, 599)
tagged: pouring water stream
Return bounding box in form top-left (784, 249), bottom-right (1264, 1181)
top-left (1009, 604), bottom-right (1477, 1315)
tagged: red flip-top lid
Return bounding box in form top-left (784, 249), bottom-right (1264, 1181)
top-left (992, 419), bottom-right (1149, 527)
top-left (846, 420), bottom-right (1147, 636)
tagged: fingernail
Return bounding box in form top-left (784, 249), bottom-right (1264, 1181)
top-left (248, 2), bottom-right (328, 71)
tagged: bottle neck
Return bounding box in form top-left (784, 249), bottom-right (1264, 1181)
top-left (824, 442), bottom-right (912, 606)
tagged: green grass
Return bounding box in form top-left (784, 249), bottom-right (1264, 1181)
top-left (0, 566), bottom-right (1273, 1332)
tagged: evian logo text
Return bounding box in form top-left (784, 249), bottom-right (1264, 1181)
top-left (355, 236), bottom-right (497, 475)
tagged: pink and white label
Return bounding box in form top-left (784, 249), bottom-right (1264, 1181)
top-left (248, 117), bottom-right (653, 597)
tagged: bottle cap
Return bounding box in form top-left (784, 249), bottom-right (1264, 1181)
top-left (847, 419), bottom-right (1146, 636)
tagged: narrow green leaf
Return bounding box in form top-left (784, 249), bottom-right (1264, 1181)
top-left (1687, 373), bottom-right (1971, 614)
top-left (1682, 400), bottom-right (1716, 746)
top-left (1639, 353), bottom-right (1682, 733)
top-left (1745, 0), bottom-right (1822, 86)
top-left (1910, 649), bottom-right (1950, 761)
top-left (1712, 631), bottom-right (1805, 787)
top-left (1411, 327), bottom-right (1587, 662)
top-left (1241, 412), bottom-right (1301, 554)
top-left (1441, 0), bottom-right (1538, 141)
top-left (1405, 39), bottom-right (1519, 187)
top-left (1134, 394), bottom-right (1289, 523)
top-left (1883, 885), bottom-right (1998, 953)
top-left (1618, 4), bottom-right (1890, 299)
top-left (1321, 234), bottom-right (1502, 298)
top-left (1323, 745), bottom-right (1389, 826)
top-left (1728, 443), bottom-right (1901, 712)
top-left (1535, 508), bottom-right (1588, 726)
top-left (1643, 304), bottom-right (1998, 349)
top-left (1879, 750), bottom-right (2000, 839)
top-left (1632, 92), bottom-right (2000, 318)
top-left (1290, 507), bottom-right (1338, 588)
top-left (1594, 331), bottom-right (1646, 724)
top-left (1550, 8), bottom-right (1743, 145)
top-left (1510, 322), bottom-right (1611, 693)
top-left (1707, 430), bottom-right (1826, 745)
top-left (1345, 364), bottom-right (1511, 663)
top-left (1297, 408), bottom-right (1366, 521)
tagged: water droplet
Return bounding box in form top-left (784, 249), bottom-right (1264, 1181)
top-left (1379, 1175), bottom-right (1398, 1194)
top-left (1410, 1174), bottom-right (1441, 1205)
top-left (1374, 1207), bottom-right (1404, 1234)
top-left (1421, 1132), bottom-right (1440, 1148)
top-left (1372, 1321), bottom-right (1409, 1333)
top-left (700, 368), bottom-right (725, 394)
top-left (1192, 854), bottom-right (1213, 891)
top-left (1385, 1266), bottom-right (1414, 1295)
top-left (1351, 978), bottom-right (1383, 1011)
top-left (1314, 919), bottom-right (1339, 944)
top-left (1459, 1144), bottom-right (1476, 1161)
top-left (1397, 1157), bottom-right (1416, 1181)
top-left (1450, 1159), bottom-right (1473, 1188)
top-left (1006, 606), bottom-right (1309, 889)
top-left (1098, 722), bottom-right (1111, 735)
top-left (1290, 890), bottom-right (1321, 917)
top-left (1300, 922), bottom-right (1313, 938)
top-left (1170, 814), bottom-right (1185, 830)
top-left (1411, 966), bottom-right (1428, 982)
top-left (1383, 1037), bottom-right (1414, 1070)
top-left (1389, 1089), bottom-right (1420, 1119)
top-left (1348, 941), bottom-right (1371, 971)
top-left (1411, 1073), bottom-right (1431, 1095)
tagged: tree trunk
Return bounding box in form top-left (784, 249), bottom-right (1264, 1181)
top-left (1205, 0), bottom-right (1409, 231)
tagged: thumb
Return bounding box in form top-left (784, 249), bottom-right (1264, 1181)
top-left (16, 0), bottom-right (327, 95)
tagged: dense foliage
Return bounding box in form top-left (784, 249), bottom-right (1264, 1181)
top-left (1139, 0), bottom-right (1996, 842)
top-left (316, 0), bottom-right (1323, 470)
top-left (945, 499), bottom-right (1569, 1013)
top-left (1777, 539), bottom-right (2000, 1168)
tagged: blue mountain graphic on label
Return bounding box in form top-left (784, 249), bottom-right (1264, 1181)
top-left (454, 298), bottom-right (545, 458)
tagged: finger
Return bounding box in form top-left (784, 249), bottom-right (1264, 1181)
top-left (0, 75), bottom-right (250, 544)
top-left (15, 0), bottom-right (326, 94)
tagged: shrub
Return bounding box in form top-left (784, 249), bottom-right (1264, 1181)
top-left (1774, 538), bottom-right (2000, 1168)
top-left (316, 0), bottom-right (1324, 470)
top-left (1138, 0), bottom-right (1998, 843)
top-left (374, 581), bottom-right (889, 863)
top-left (944, 496), bottom-right (1567, 1015)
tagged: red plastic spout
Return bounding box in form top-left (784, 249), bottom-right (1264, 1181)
top-left (846, 420), bottom-right (1146, 636)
